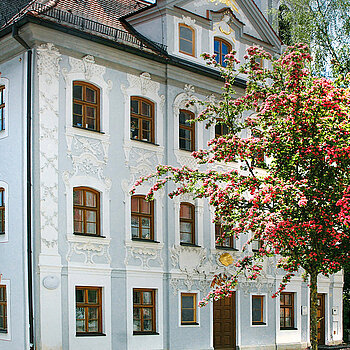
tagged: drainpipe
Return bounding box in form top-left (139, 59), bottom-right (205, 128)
top-left (12, 24), bottom-right (35, 350)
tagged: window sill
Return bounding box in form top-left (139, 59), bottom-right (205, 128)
top-left (73, 233), bottom-right (106, 238)
top-left (181, 322), bottom-right (199, 326)
top-left (180, 242), bottom-right (201, 247)
top-left (73, 125), bottom-right (105, 134)
top-left (280, 327), bottom-right (298, 331)
top-left (215, 246), bottom-right (238, 251)
top-left (179, 148), bottom-right (195, 153)
top-left (0, 330), bottom-right (8, 334)
top-left (133, 331), bottom-right (159, 336)
top-left (76, 332), bottom-right (106, 337)
top-left (130, 138), bottom-right (159, 146)
top-left (132, 238), bottom-right (160, 243)
top-left (252, 322), bottom-right (266, 326)
top-left (0, 232), bottom-right (5, 235)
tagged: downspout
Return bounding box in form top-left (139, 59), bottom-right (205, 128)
top-left (12, 25), bottom-right (34, 350)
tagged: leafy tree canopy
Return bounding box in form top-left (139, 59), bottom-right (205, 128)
top-left (132, 44), bottom-right (350, 349)
top-left (277, 0), bottom-right (350, 77)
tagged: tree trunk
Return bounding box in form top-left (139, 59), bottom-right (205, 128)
top-left (310, 270), bottom-right (318, 350)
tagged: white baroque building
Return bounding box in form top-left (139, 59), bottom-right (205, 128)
top-left (0, 0), bottom-right (343, 349)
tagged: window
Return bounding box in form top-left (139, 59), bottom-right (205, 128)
top-left (75, 287), bottom-right (102, 334)
top-left (130, 97), bottom-right (155, 143)
top-left (252, 239), bottom-right (263, 252)
top-left (0, 285), bottom-right (7, 333)
top-left (133, 289), bottom-right (156, 333)
top-left (179, 24), bottom-right (195, 56)
top-left (131, 195), bottom-right (154, 240)
top-left (215, 122), bottom-right (229, 138)
top-left (73, 187), bottom-right (100, 236)
top-left (0, 86), bottom-right (5, 131)
top-left (179, 110), bottom-right (195, 151)
top-left (180, 203), bottom-right (195, 244)
top-left (252, 295), bottom-right (265, 325)
top-left (0, 189), bottom-right (4, 235)
top-left (280, 292), bottom-right (295, 329)
top-left (73, 81), bottom-right (100, 131)
top-left (214, 38), bottom-right (232, 67)
top-left (215, 223), bottom-right (235, 249)
top-left (181, 293), bottom-right (197, 325)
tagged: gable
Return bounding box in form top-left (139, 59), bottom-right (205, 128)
top-left (172, 0), bottom-right (280, 49)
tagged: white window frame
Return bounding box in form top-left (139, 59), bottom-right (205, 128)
top-left (250, 293), bottom-right (268, 327)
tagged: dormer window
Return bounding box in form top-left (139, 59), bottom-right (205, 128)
top-left (214, 38), bottom-right (232, 67)
top-left (179, 24), bottom-right (195, 56)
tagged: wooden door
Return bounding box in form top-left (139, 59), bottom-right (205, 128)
top-left (317, 294), bottom-right (325, 345)
top-left (213, 293), bottom-right (236, 350)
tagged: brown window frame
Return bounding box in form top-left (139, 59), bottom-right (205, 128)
top-left (179, 24), bottom-right (195, 56)
top-left (252, 295), bottom-right (265, 325)
top-left (0, 86), bottom-right (5, 131)
top-left (0, 189), bottom-right (4, 235)
top-left (280, 292), bottom-right (295, 329)
top-left (0, 285), bottom-right (7, 333)
top-left (75, 286), bottom-right (103, 335)
top-left (131, 195), bottom-right (154, 241)
top-left (215, 120), bottom-right (229, 138)
top-left (130, 97), bottom-right (155, 143)
top-left (181, 293), bottom-right (197, 325)
top-left (133, 288), bottom-right (156, 334)
top-left (180, 202), bottom-right (195, 245)
top-left (179, 109), bottom-right (195, 152)
top-left (214, 37), bottom-right (232, 66)
top-left (73, 81), bottom-right (100, 131)
top-left (215, 223), bottom-right (235, 249)
top-left (73, 187), bottom-right (100, 236)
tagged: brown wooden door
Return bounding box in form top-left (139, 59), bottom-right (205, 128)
top-left (317, 294), bottom-right (325, 345)
top-left (213, 293), bottom-right (236, 349)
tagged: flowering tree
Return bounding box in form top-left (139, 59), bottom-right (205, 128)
top-left (132, 44), bottom-right (350, 349)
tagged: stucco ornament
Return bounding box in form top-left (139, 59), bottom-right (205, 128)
top-left (66, 237), bottom-right (111, 265)
top-left (42, 275), bottom-right (60, 290)
top-left (125, 72), bottom-right (161, 97)
top-left (170, 245), bottom-right (207, 273)
top-left (37, 43), bottom-right (61, 251)
top-left (182, 15), bottom-right (196, 27)
top-left (65, 55), bottom-right (106, 81)
top-left (37, 43), bottom-right (61, 80)
top-left (125, 241), bottom-right (164, 269)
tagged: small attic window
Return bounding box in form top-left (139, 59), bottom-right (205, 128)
top-left (214, 37), bottom-right (232, 67)
top-left (179, 24), bottom-right (195, 56)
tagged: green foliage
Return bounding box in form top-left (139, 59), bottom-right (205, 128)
top-left (276, 0), bottom-right (350, 77)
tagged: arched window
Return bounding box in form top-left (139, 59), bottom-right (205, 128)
top-left (179, 110), bottom-right (195, 151)
top-left (130, 97), bottom-right (155, 143)
top-left (179, 24), bottom-right (195, 56)
top-left (214, 37), bottom-right (232, 67)
top-left (0, 188), bottom-right (4, 234)
top-left (73, 187), bottom-right (100, 236)
top-left (180, 202), bottom-right (195, 244)
top-left (131, 195), bottom-right (154, 240)
top-left (73, 81), bottom-right (100, 131)
top-left (0, 86), bottom-right (5, 131)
